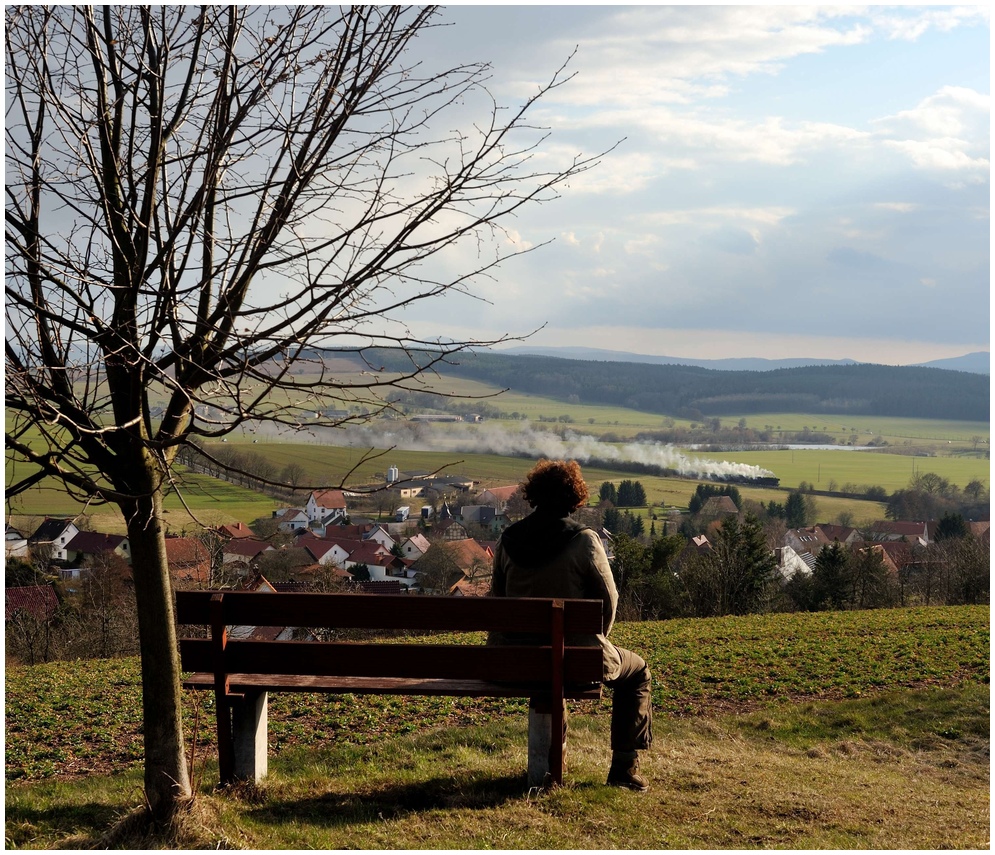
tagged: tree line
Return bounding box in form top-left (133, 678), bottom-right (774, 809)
top-left (607, 520), bottom-right (989, 623)
top-left (357, 348), bottom-right (989, 422)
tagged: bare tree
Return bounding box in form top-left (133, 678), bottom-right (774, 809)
top-left (503, 486), bottom-right (531, 522)
top-left (413, 540), bottom-right (465, 593)
top-left (5, 5), bottom-right (601, 820)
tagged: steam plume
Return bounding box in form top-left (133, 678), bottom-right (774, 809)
top-left (264, 420), bottom-right (775, 481)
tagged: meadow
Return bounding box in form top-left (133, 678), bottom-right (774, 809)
top-left (7, 371), bottom-right (988, 536)
top-left (8, 435), bottom-right (974, 535)
top-left (4, 605), bottom-right (988, 849)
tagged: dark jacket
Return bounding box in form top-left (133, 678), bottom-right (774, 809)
top-left (489, 509), bottom-right (622, 681)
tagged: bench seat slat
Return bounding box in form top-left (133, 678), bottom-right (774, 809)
top-left (180, 639), bottom-right (603, 684)
top-left (182, 672), bottom-right (603, 699)
top-left (175, 591), bottom-right (603, 634)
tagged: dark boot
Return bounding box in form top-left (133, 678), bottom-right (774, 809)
top-left (606, 750), bottom-right (649, 791)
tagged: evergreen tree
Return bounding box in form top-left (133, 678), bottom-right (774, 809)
top-left (617, 480), bottom-right (636, 506)
top-left (609, 533), bottom-right (650, 600)
top-left (784, 491), bottom-right (808, 528)
top-left (812, 541), bottom-right (849, 610)
top-left (934, 512), bottom-right (968, 542)
top-left (849, 547), bottom-right (896, 609)
top-left (602, 506), bottom-right (622, 534)
top-left (599, 482), bottom-right (618, 504)
top-left (703, 515), bottom-right (776, 616)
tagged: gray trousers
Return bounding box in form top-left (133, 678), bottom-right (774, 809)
top-left (604, 646), bottom-right (653, 752)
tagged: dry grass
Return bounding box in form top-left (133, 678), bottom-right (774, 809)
top-left (12, 686), bottom-right (980, 850)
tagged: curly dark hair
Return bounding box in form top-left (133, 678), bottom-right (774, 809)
top-left (520, 458), bottom-right (589, 514)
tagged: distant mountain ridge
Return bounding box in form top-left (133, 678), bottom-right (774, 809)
top-left (311, 346), bottom-right (990, 422)
top-left (498, 346), bottom-right (990, 375)
top-left (913, 352), bottom-right (990, 375)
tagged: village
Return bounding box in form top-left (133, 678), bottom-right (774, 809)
top-left (6, 461), bottom-right (989, 663)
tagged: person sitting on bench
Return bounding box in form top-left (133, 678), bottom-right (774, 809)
top-left (489, 458), bottom-right (653, 791)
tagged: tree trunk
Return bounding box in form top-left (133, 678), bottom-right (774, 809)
top-left (122, 487), bottom-right (192, 820)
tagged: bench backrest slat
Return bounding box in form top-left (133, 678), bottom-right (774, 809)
top-left (180, 639), bottom-right (603, 684)
top-left (175, 591), bottom-right (603, 635)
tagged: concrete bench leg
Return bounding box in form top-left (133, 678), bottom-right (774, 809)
top-left (231, 690), bottom-right (268, 783)
top-left (527, 699), bottom-right (567, 788)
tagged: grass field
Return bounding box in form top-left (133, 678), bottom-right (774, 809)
top-left (715, 447), bottom-right (989, 494)
top-left (7, 383), bottom-right (988, 535)
top-left (257, 368), bottom-right (989, 449)
top-left (4, 442), bottom-right (902, 532)
top-left (6, 470), bottom-right (281, 537)
top-left (4, 605), bottom-right (988, 849)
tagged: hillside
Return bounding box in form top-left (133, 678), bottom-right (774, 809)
top-left (4, 606), bottom-right (989, 849)
top-left (351, 348), bottom-right (989, 422)
top-left (498, 346), bottom-right (991, 375)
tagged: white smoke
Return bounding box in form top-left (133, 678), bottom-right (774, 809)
top-left (264, 420), bottom-right (774, 481)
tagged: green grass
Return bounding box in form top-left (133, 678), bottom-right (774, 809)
top-left (5, 606), bottom-right (987, 783)
top-left (6, 469), bottom-right (281, 536)
top-left (4, 605), bottom-right (989, 849)
top-left (720, 447), bottom-right (988, 494)
top-left (8, 375), bottom-right (988, 534)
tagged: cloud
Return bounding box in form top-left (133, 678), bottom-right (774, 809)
top-left (873, 86), bottom-right (990, 177)
top-left (869, 6), bottom-right (990, 41)
top-left (395, 7), bottom-right (990, 360)
top-left (884, 139), bottom-right (989, 173)
top-left (531, 6), bottom-right (874, 109)
top-left (645, 206), bottom-right (795, 228)
top-left (873, 202), bottom-right (922, 213)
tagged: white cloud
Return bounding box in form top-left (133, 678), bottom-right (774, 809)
top-left (884, 138), bottom-right (989, 173)
top-left (873, 87), bottom-right (989, 177)
top-left (623, 235), bottom-right (660, 256)
top-left (880, 86), bottom-right (989, 137)
top-left (873, 202), bottom-right (921, 213)
top-left (870, 6), bottom-right (990, 41)
top-left (550, 148), bottom-right (694, 195)
top-left (534, 6), bottom-right (873, 110)
top-left (646, 206), bottom-right (795, 228)
top-left (502, 228), bottom-right (533, 251)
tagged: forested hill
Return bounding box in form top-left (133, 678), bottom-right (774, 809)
top-left (358, 348), bottom-right (989, 422)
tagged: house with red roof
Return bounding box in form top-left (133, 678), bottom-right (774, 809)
top-left (65, 531), bottom-right (132, 567)
top-left (867, 520), bottom-right (929, 546)
top-left (815, 523), bottom-right (860, 547)
top-left (476, 485), bottom-right (520, 509)
top-left (222, 538), bottom-right (275, 567)
top-left (319, 522), bottom-right (395, 549)
top-left (164, 537), bottom-right (212, 588)
top-left (399, 533), bottom-right (431, 560)
top-left (434, 517), bottom-right (470, 542)
top-left (274, 508), bottom-right (309, 533)
top-left (216, 521), bottom-right (256, 540)
top-left (5, 585), bottom-right (59, 622)
top-left (699, 496), bottom-right (739, 518)
top-left (300, 536), bottom-right (352, 567)
top-left (783, 527), bottom-right (830, 557)
top-left (306, 489), bottom-right (348, 525)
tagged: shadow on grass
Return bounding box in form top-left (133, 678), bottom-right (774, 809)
top-left (3, 801), bottom-right (124, 847)
top-left (246, 772), bottom-right (535, 828)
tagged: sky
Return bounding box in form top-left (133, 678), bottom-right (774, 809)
top-left (397, 4), bottom-right (990, 366)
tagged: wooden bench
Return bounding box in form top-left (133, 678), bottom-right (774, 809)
top-left (176, 590), bottom-right (604, 787)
